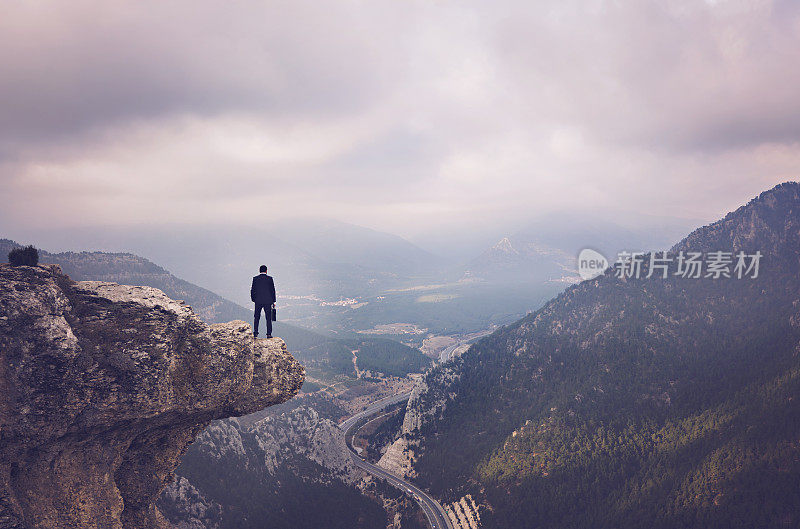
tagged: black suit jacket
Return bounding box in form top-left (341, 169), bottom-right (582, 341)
top-left (251, 274), bottom-right (276, 305)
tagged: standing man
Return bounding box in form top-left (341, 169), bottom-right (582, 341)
top-left (251, 265), bottom-right (276, 338)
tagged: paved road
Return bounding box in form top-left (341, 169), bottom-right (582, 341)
top-left (339, 393), bottom-right (454, 529)
top-left (438, 342), bottom-right (463, 363)
top-left (339, 391), bottom-right (413, 433)
top-left (437, 329), bottom-right (493, 363)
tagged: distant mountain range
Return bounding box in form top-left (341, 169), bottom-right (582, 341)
top-left (0, 239), bottom-right (249, 324)
top-left (0, 238), bottom-right (431, 384)
top-left (464, 236), bottom-right (574, 283)
top-left (463, 213), bottom-right (688, 284)
top-left (7, 218), bottom-right (440, 304)
top-left (3, 213), bottom-right (694, 340)
top-left (272, 218), bottom-right (441, 274)
top-left (400, 182), bottom-right (800, 528)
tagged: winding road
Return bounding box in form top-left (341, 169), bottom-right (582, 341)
top-left (339, 392), bottom-right (454, 529)
top-left (437, 329), bottom-right (493, 363)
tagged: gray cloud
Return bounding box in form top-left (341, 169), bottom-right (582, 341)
top-left (486, 0), bottom-right (800, 152)
top-left (1, 0), bottom-right (799, 244)
top-left (0, 1), bottom-right (403, 146)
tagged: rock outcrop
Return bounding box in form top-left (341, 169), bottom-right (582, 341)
top-left (160, 403), bottom-right (385, 528)
top-left (248, 406), bottom-right (358, 481)
top-left (157, 477), bottom-right (221, 529)
top-left (378, 363), bottom-right (460, 478)
top-left (0, 264), bottom-right (304, 529)
top-left (176, 406), bottom-right (359, 484)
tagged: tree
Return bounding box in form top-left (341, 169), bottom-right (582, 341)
top-left (8, 245), bottom-right (39, 266)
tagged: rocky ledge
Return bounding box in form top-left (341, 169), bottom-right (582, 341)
top-left (0, 264), bottom-right (304, 529)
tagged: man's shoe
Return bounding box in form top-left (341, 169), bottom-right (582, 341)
top-left (266, 334), bottom-right (272, 339)
top-left (253, 333), bottom-right (258, 338)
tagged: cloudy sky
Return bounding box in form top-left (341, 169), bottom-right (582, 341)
top-left (2, 0), bottom-right (799, 249)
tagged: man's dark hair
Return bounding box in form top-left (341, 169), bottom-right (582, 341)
top-left (8, 245), bottom-right (39, 267)
top-left (259, 265), bottom-right (267, 273)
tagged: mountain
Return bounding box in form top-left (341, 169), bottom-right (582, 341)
top-left (464, 236), bottom-right (573, 283)
top-left (272, 218), bottom-right (441, 274)
top-left (395, 182), bottom-right (800, 528)
top-left (463, 213), bottom-right (688, 284)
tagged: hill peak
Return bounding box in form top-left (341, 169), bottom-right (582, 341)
top-left (671, 181), bottom-right (800, 269)
top-left (492, 237), bottom-right (519, 254)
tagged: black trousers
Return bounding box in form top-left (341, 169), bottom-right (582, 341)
top-left (254, 303), bottom-right (273, 336)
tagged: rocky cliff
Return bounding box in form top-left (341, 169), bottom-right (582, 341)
top-left (0, 264), bottom-right (304, 529)
top-left (378, 363), bottom-right (461, 478)
top-left (181, 406), bottom-right (358, 483)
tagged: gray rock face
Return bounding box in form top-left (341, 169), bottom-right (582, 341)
top-left (158, 477), bottom-right (221, 529)
top-left (0, 264), bottom-right (304, 529)
top-left (157, 404), bottom-right (367, 527)
top-left (377, 362), bottom-right (461, 478)
top-left (181, 405), bottom-right (359, 483)
top-left (248, 406), bottom-right (358, 481)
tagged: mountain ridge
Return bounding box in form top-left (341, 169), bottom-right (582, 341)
top-left (403, 181), bottom-right (800, 528)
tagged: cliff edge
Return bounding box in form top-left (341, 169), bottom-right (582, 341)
top-left (0, 264), bottom-right (304, 529)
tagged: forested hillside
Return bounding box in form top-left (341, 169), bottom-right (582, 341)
top-left (409, 182), bottom-right (800, 528)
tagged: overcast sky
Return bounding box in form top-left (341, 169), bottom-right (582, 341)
top-left (2, 0), bottom-right (799, 248)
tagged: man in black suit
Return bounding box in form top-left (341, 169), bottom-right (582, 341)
top-left (251, 265), bottom-right (276, 338)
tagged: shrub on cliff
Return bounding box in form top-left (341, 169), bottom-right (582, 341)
top-left (8, 245), bottom-right (39, 266)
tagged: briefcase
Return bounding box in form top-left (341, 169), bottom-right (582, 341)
top-left (271, 307), bottom-right (277, 321)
